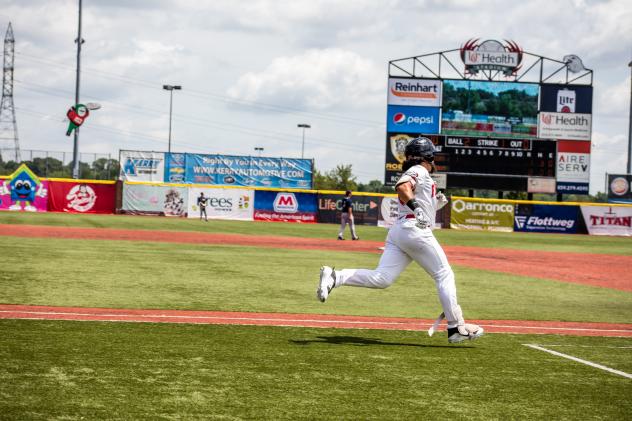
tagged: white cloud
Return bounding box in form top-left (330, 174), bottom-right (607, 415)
top-left (226, 48), bottom-right (383, 110)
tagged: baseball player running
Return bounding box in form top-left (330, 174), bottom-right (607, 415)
top-left (316, 137), bottom-right (483, 344)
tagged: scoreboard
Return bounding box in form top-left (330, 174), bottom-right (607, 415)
top-left (385, 133), bottom-right (556, 190)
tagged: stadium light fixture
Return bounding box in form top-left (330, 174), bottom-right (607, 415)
top-left (297, 124), bottom-right (311, 159)
top-left (163, 85), bottom-right (182, 154)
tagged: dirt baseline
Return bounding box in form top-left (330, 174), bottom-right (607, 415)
top-left (1, 304), bottom-right (630, 337)
top-left (1, 224), bottom-right (630, 292)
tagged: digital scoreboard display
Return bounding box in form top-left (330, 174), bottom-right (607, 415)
top-left (384, 133), bottom-right (556, 190)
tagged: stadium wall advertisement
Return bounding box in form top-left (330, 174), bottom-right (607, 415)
top-left (607, 174), bottom-right (632, 203)
top-left (254, 190), bottom-right (317, 223)
top-left (317, 193), bottom-right (380, 226)
top-left (450, 197), bottom-right (515, 231)
top-left (187, 187), bottom-right (254, 221)
top-left (48, 181), bottom-right (116, 214)
top-left (513, 204), bottom-right (579, 234)
top-left (184, 154), bottom-right (313, 189)
top-left (539, 84), bottom-right (593, 114)
top-left (165, 153), bottom-right (186, 183)
top-left (537, 112), bottom-right (592, 141)
top-left (387, 105), bottom-right (441, 134)
top-left (556, 140), bottom-right (590, 194)
top-left (387, 78), bottom-right (442, 107)
top-left (0, 164), bottom-right (49, 212)
top-left (121, 183), bottom-right (188, 216)
top-left (119, 150), bottom-right (165, 183)
top-left (580, 205), bottom-right (632, 236)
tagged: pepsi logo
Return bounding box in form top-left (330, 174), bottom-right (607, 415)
top-left (393, 113), bottom-right (406, 124)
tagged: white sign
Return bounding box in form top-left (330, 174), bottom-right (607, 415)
top-left (188, 187), bottom-right (254, 221)
top-left (580, 206), bottom-right (632, 236)
top-left (557, 152), bottom-right (590, 183)
top-left (557, 89), bottom-right (576, 113)
top-left (463, 50), bottom-right (520, 68)
top-left (431, 173), bottom-right (447, 189)
top-left (537, 112), bottom-right (592, 141)
top-left (387, 78), bottom-right (442, 107)
top-left (527, 177), bottom-right (556, 194)
top-left (378, 197), bottom-right (399, 228)
top-left (119, 150), bottom-right (165, 182)
top-left (65, 184), bottom-right (97, 212)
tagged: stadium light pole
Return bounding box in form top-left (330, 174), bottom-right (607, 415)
top-left (297, 123), bottom-right (310, 159)
top-left (627, 60), bottom-right (632, 174)
top-left (163, 84), bottom-right (181, 154)
top-left (71, 0), bottom-right (83, 179)
top-left (254, 147), bottom-right (264, 157)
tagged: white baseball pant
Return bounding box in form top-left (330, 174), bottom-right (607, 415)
top-left (334, 219), bottom-right (462, 327)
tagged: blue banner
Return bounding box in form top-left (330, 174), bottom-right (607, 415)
top-left (254, 190), bottom-right (317, 223)
top-left (184, 154), bottom-right (313, 188)
top-left (165, 153), bottom-right (186, 183)
top-left (514, 204), bottom-right (579, 234)
top-left (556, 181), bottom-right (589, 194)
top-left (540, 84), bottom-right (593, 114)
top-left (387, 105), bottom-right (440, 134)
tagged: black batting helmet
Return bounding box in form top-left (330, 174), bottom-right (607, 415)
top-left (404, 137), bottom-right (435, 161)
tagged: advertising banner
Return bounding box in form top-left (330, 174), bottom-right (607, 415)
top-left (450, 198), bottom-right (514, 232)
top-left (0, 164), bottom-right (48, 212)
top-left (122, 183), bottom-right (188, 216)
top-left (387, 78), bottom-right (442, 107)
top-left (539, 84), bottom-right (593, 114)
top-left (580, 205), bottom-right (632, 236)
top-left (317, 193), bottom-right (380, 226)
top-left (378, 196), bottom-right (399, 228)
top-left (185, 154), bottom-right (312, 189)
top-left (387, 105), bottom-right (441, 134)
top-left (514, 204), bottom-right (579, 234)
top-left (164, 153), bottom-right (186, 183)
top-left (384, 133), bottom-right (444, 186)
top-left (527, 177), bottom-right (556, 194)
top-left (254, 190), bottom-right (317, 223)
top-left (607, 174), bottom-right (632, 203)
top-left (556, 140), bottom-right (590, 194)
top-left (441, 80), bottom-right (539, 138)
top-left (48, 181), bottom-right (116, 214)
top-left (119, 150), bottom-right (166, 182)
top-left (188, 187), bottom-right (254, 220)
top-left (537, 112), bottom-right (592, 141)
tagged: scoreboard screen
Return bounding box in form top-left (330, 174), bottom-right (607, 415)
top-left (384, 133), bottom-right (556, 189)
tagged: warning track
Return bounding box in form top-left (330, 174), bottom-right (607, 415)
top-left (1, 305), bottom-right (630, 337)
top-left (1, 224), bottom-right (631, 291)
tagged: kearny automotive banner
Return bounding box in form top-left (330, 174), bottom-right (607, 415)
top-left (119, 150), bottom-right (165, 182)
top-left (387, 78), bottom-right (442, 107)
top-left (580, 205), bottom-right (632, 236)
top-left (450, 197), bottom-right (514, 232)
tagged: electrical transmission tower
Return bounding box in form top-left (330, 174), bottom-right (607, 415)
top-left (0, 22), bottom-right (20, 162)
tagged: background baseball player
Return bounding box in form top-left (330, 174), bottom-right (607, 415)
top-left (338, 190), bottom-right (359, 240)
top-left (317, 137), bottom-right (484, 343)
top-left (197, 191), bottom-right (208, 222)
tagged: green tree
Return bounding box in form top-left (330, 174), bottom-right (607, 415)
top-left (313, 164), bottom-right (358, 191)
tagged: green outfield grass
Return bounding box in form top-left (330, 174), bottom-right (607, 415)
top-left (1, 211), bottom-right (631, 255)
top-left (1, 319), bottom-right (630, 420)
top-left (2, 237), bottom-right (631, 323)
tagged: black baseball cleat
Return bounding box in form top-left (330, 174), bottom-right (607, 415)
top-left (337, 236), bottom-right (344, 240)
top-left (447, 324), bottom-right (484, 343)
top-left (352, 237), bottom-right (359, 241)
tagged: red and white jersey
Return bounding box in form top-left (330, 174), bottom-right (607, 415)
top-left (395, 164), bottom-right (437, 227)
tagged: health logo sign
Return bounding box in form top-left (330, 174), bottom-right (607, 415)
top-left (460, 39), bottom-right (523, 76)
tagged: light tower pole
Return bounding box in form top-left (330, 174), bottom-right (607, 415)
top-left (163, 84), bottom-right (181, 153)
top-left (297, 123), bottom-right (310, 159)
top-left (71, 0), bottom-right (84, 178)
top-left (627, 60), bottom-right (632, 174)
top-left (0, 22), bottom-right (20, 162)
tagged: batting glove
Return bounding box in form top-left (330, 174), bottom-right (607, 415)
top-left (435, 192), bottom-right (449, 210)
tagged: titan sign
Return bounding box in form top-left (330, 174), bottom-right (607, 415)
top-left (387, 78), bottom-right (442, 107)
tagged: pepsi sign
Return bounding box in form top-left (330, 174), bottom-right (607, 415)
top-left (387, 105), bottom-right (440, 134)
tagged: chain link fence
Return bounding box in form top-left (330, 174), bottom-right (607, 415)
top-left (0, 149), bottom-right (119, 180)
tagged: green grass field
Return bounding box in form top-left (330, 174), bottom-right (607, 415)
top-left (1, 212), bottom-right (631, 419)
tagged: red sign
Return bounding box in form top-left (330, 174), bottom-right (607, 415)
top-left (47, 181), bottom-right (116, 214)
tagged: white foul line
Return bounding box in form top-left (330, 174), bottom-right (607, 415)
top-left (523, 344), bottom-right (632, 380)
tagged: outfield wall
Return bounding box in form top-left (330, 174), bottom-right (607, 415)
top-left (2, 175), bottom-right (631, 236)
